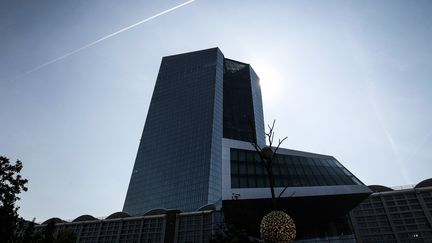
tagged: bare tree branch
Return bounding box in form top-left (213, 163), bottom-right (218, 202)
top-left (250, 142), bottom-right (267, 168)
top-left (278, 188), bottom-right (296, 199)
top-left (249, 119), bottom-right (290, 205)
top-left (270, 136), bottom-right (288, 163)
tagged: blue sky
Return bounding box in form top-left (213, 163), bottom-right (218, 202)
top-left (1, 0), bottom-right (431, 222)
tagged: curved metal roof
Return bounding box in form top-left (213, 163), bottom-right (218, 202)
top-left (106, 212), bottom-right (131, 219)
top-left (143, 208), bottom-right (167, 216)
top-left (22, 219), bottom-right (39, 226)
top-left (42, 217), bottom-right (66, 225)
top-left (368, 185), bottom-right (394, 192)
top-left (415, 178), bottom-right (432, 189)
top-left (197, 204), bottom-right (216, 211)
top-left (72, 215), bottom-right (98, 222)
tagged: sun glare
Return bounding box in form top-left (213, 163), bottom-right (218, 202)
top-left (253, 62), bottom-right (284, 105)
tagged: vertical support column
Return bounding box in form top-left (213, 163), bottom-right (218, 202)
top-left (173, 214), bottom-right (180, 243)
top-left (200, 213), bottom-right (204, 242)
top-left (95, 221), bottom-right (102, 243)
top-left (137, 218), bottom-right (144, 243)
top-left (76, 224), bottom-right (83, 243)
top-left (417, 189), bottom-right (432, 233)
top-left (164, 210), bottom-right (179, 243)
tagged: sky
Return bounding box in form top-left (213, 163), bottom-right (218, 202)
top-left (1, 0), bottom-right (431, 222)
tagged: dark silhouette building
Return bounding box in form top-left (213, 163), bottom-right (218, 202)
top-left (350, 179), bottom-right (432, 242)
top-left (221, 138), bottom-right (370, 241)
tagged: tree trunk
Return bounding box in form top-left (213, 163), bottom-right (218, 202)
top-left (266, 166), bottom-right (277, 208)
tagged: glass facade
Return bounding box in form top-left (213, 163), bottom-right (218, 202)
top-left (223, 59), bottom-right (265, 145)
top-left (123, 48), bottom-right (224, 214)
top-left (230, 148), bottom-right (363, 188)
top-left (249, 67), bottom-right (265, 146)
top-left (177, 213), bottom-right (214, 243)
top-left (123, 48), bottom-right (266, 215)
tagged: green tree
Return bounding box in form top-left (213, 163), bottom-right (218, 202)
top-left (0, 156), bottom-right (28, 242)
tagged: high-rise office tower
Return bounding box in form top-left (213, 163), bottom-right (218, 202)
top-left (33, 48), bottom-right (371, 242)
top-left (123, 48), bottom-right (265, 215)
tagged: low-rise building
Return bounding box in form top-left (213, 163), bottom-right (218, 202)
top-left (23, 208), bottom-right (220, 243)
top-left (350, 178), bottom-right (432, 242)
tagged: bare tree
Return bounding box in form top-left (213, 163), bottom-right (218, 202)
top-left (250, 121), bottom-right (298, 242)
top-left (250, 120), bottom-right (291, 207)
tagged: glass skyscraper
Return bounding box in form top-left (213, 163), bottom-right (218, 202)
top-left (32, 48), bottom-right (372, 242)
top-left (123, 48), bottom-right (265, 215)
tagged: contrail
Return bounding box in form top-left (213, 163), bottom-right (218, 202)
top-left (11, 0), bottom-right (195, 81)
top-left (345, 33), bottom-right (412, 184)
top-left (366, 81), bottom-right (412, 184)
top-left (412, 129), bottom-right (432, 157)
